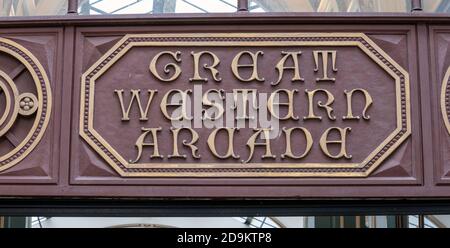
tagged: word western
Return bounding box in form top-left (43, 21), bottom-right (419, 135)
top-left (115, 87), bottom-right (373, 122)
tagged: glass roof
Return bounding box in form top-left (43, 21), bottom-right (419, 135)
top-left (0, 0), bottom-right (449, 16)
top-left (78, 0), bottom-right (239, 14)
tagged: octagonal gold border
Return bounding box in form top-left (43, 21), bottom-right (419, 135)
top-left (80, 33), bottom-right (411, 177)
top-left (0, 37), bottom-right (52, 172)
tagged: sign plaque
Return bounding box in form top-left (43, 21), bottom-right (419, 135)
top-left (79, 33), bottom-right (411, 178)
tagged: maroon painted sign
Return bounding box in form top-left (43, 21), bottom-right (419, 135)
top-left (0, 21), bottom-right (447, 198)
top-left (78, 33), bottom-right (409, 178)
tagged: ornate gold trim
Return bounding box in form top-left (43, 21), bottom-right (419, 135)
top-left (441, 66), bottom-right (450, 135)
top-left (80, 33), bottom-right (411, 178)
top-left (0, 37), bottom-right (52, 172)
top-left (0, 70), bottom-right (19, 137)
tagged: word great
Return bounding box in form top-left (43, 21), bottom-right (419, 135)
top-left (149, 50), bottom-right (339, 84)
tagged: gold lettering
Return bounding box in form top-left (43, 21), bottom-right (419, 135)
top-left (202, 89), bottom-right (225, 121)
top-left (281, 127), bottom-right (313, 159)
top-left (319, 127), bottom-right (352, 159)
top-left (231, 51), bottom-right (264, 82)
top-left (169, 127), bottom-right (200, 159)
top-left (313, 50), bottom-right (338, 82)
top-left (160, 89), bottom-right (193, 121)
top-left (189, 51), bottom-right (222, 82)
top-left (272, 51), bottom-right (304, 86)
top-left (114, 89), bottom-right (157, 121)
top-left (149, 51), bottom-right (182, 82)
top-left (268, 89), bottom-right (299, 120)
top-left (233, 89), bottom-right (259, 120)
top-left (131, 127), bottom-right (163, 163)
top-left (245, 128), bottom-right (275, 163)
top-left (343, 88), bottom-right (373, 120)
top-left (207, 128), bottom-right (240, 159)
top-left (304, 89), bottom-right (336, 120)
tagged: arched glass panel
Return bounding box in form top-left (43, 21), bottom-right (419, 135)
top-left (78, 0), bottom-right (237, 15)
top-left (0, 0), bottom-right (68, 16)
top-left (423, 0), bottom-right (450, 13)
top-left (249, 0), bottom-right (411, 13)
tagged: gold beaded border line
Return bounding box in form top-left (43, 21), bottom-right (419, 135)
top-left (80, 33), bottom-right (410, 178)
top-left (0, 38), bottom-right (52, 172)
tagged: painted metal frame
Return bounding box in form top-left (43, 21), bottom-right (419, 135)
top-left (0, 0), bottom-right (449, 216)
